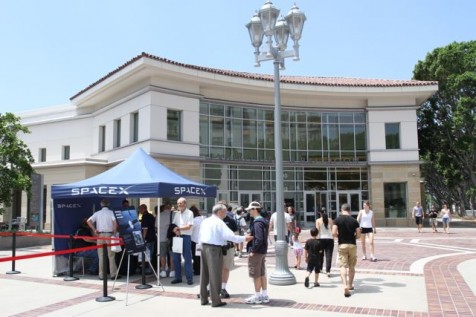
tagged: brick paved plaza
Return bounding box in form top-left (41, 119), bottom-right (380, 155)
top-left (1, 227), bottom-right (475, 317)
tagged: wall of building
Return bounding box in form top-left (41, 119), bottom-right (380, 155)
top-left (370, 163), bottom-right (421, 227)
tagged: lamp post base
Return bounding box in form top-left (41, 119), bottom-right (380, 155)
top-left (268, 240), bottom-right (296, 286)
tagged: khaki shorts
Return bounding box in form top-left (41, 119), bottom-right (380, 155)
top-left (223, 247), bottom-right (235, 270)
top-left (338, 244), bottom-right (357, 269)
top-left (248, 253), bottom-right (266, 278)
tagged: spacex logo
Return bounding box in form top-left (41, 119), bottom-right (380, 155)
top-left (71, 186), bottom-right (131, 196)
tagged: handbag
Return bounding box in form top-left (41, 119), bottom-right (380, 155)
top-left (111, 233), bottom-right (122, 252)
top-left (111, 244), bottom-right (122, 253)
top-left (172, 236), bottom-right (183, 253)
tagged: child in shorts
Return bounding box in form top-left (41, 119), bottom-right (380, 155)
top-left (304, 227), bottom-right (323, 288)
top-left (292, 231), bottom-right (304, 269)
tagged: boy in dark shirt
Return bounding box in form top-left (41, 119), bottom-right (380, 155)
top-left (304, 227), bottom-right (323, 288)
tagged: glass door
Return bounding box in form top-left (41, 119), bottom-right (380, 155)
top-left (239, 191), bottom-right (262, 209)
top-left (304, 191), bottom-right (316, 223)
top-left (337, 191), bottom-right (361, 217)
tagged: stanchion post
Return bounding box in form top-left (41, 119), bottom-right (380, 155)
top-left (96, 242), bottom-right (115, 302)
top-left (6, 231), bottom-right (21, 274)
top-left (135, 250), bottom-right (152, 289)
top-left (64, 234), bottom-right (79, 281)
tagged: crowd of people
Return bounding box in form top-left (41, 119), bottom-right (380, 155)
top-left (78, 197), bottom-right (454, 306)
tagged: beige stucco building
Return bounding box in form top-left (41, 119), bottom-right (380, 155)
top-left (9, 53), bottom-right (437, 230)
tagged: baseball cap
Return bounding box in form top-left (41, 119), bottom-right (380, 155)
top-left (245, 201), bottom-right (262, 211)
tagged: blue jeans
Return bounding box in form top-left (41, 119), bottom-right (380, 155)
top-left (172, 235), bottom-right (193, 282)
top-left (76, 249), bottom-right (99, 273)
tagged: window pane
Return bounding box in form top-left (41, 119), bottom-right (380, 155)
top-left (328, 124), bottom-right (339, 151)
top-left (243, 120), bottom-right (257, 147)
top-left (265, 121), bottom-right (274, 148)
top-left (231, 119), bottom-right (242, 147)
top-left (167, 110), bottom-right (181, 141)
top-left (385, 123), bottom-right (400, 149)
top-left (114, 119), bottom-right (121, 148)
top-left (340, 124), bottom-right (354, 151)
top-left (384, 182), bottom-right (407, 218)
top-left (62, 145), bottom-right (70, 160)
top-left (297, 123), bottom-right (307, 150)
top-left (210, 116), bottom-right (224, 146)
top-left (131, 112), bottom-right (139, 143)
top-left (243, 108), bottom-right (256, 120)
top-left (98, 125), bottom-right (106, 152)
top-left (354, 112), bottom-right (366, 123)
top-left (355, 125), bottom-right (366, 151)
top-left (339, 113), bottom-right (353, 124)
top-left (210, 104), bottom-right (224, 116)
top-left (199, 102), bottom-right (209, 115)
top-left (307, 112), bottom-right (321, 123)
top-left (308, 123), bottom-right (321, 151)
top-left (199, 116), bottom-right (209, 145)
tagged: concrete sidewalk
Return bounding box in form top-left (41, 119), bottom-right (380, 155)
top-left (1, 227), bottom-right (475, 316)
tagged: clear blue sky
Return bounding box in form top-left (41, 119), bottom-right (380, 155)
top-left (1, 0), bottom-right (475, 113)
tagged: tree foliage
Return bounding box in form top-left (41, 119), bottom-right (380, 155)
top-left (414, 41), bottom-right (476, 214)
top-left (0, 113), bottom-right (34, 214)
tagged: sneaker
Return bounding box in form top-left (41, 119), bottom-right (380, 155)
top-left (304, 277), bottom-right (309, 288)
top-left (159, 270), bottom-right (167, 278)
top-left (169, 271), bottom-right (175, 278)
top-left (260, 295), bottom-right (270, 304)
top-left (244, 295), bottom-right (262, 304)
top-left (220, 289), bottom-right (230, 298)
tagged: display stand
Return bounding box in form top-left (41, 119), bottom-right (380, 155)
top-left (112, 208), bottom-right (164, 306)
top-left (112, 250), bottom-right (163, 306)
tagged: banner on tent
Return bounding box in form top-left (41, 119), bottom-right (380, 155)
top-left (113, 209), bottom-right (146, 254)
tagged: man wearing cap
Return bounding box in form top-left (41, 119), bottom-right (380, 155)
top-left (87, 199), bottom-right (120, 280)
top-left (244, 201), bottom-right (270, 305)
top-left (199, 203), bottom-right (253, 307)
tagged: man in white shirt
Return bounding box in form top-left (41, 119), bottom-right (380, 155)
top-left (269, 210), bottom-right (292, 243)
top-left (87, 198), bottom-right (120, 280)
top-left (199, 203), bottom-right (252, 307)
top-left (171, 197), bottom-right (194, 285)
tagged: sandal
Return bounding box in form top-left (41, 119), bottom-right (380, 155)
top-left (344, 288), bottom-right (351, 297)
top-left (314, 282), bottom-right (320, 287)
top-left (362, 256), bottom-right (367, 260)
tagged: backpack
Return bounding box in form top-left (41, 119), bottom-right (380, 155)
top-left (234, 215), bottom-right (246, 234)
top-left (166, 211), bottom-right (177, 248)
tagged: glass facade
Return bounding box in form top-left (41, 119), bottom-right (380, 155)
top-left (200, 102), bottom-right (369, 226)
top-left (200, 103), bottom-right (367, 163)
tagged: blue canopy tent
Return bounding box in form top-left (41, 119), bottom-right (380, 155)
top-left (51, 147), bottom-right (217, 199)
top-left (50, 148), bottom-right (216, 274)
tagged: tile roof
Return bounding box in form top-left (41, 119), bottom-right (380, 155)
top-left (70, 52), bottom-right (438, 100)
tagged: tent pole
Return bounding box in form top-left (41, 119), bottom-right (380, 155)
top-left (156, 197), bottom-right (162, 286)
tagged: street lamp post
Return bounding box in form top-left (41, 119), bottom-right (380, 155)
top-left (246, 1), bottom-right (306, 286)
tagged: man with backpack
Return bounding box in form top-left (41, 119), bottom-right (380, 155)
top-left (234, 206), bottom-right (247, 258)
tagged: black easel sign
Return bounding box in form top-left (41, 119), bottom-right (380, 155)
top-left (113, 209), bottom-right (146, 254)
